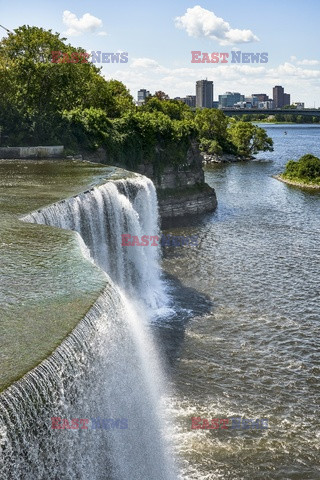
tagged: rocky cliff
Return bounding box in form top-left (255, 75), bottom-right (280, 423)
top-left (83, 141), bottom-right (217, 224)
top-left (136, 141), bottom-right (217, 223)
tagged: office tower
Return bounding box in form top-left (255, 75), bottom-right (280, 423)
top-left (273, 86), bottom-right (284, 108)
top-left (196, 80), bottom-right (214, 108)
top-left (218, 92), bottom-right (245, 108)
top-left (283, 93), bottom-right (291, 107)
top-left (137, 89), bottom-right (150, 106)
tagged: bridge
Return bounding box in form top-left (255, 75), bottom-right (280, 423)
top-left (221, 108), bottom-right (320, 118)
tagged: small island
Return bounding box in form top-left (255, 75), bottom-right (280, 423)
top-left (276, 154), bottom-right (320, 190)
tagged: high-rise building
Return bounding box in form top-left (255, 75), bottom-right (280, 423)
top-left (218, 92), bottom-right (245, 108)
top-left (196, 80), bottom-right (214, 108)
top-left (273, 86), bottom-right (284, 108)
top-left (137, 89), bottom-right (150, 106)
top-left (283, 93), bottom-right (291, 107)
top-left (273, 86), bottom-right (291, 108)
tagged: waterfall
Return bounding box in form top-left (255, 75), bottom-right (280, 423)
top-left (0, 176), bottom-right (176, 479)
top-left (22, 177), bottom-right (168, 311)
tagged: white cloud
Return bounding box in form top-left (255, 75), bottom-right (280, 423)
top-left (175, 5), bottom-right (259, 45)
top-left (62, 10), bottom-right (103, 36)
top-left (97, 31), bottom-right (108, 37)
top-left (269, 62), bottom-right (320, 78)
top-left (131, 58), bottom-right (161, 69)
top-left (296, 59), bottom-right (320, 66)
top-left (130, 58), bottom-right (166, 73)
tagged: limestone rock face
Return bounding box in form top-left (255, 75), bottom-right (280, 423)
top-left (135, 142), bottom-right (217, 221)
top-left (158, 188), bottom-right (217, 224)
top-left (136, 141), bottom-right (204, 190)
top-left (87, 141), bottom-right (217, 221)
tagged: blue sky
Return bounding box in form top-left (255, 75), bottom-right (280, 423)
top-left (1, 0), bottom-right (320, 106)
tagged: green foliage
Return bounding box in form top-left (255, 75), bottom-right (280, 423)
top-left (199, 139), bottom-right (223, 155)
top-left (141, 98), bottom-right (193, 120)
top-left (195, 108), bottom-right (236, 154)
top-left (0, 25), bottom-right (275, 166)
top-left (0, 26), bottom-right (135, 145)
top-left (104, 111), bottom-right (196, 175)
top-left (228, 121), bottom-right (273, 156)
top-left (62, 108), bottom-right (112, 150)
top-left (283, 154), bottom-right (320, 184)
top-left (153, 91), bottom-right (170, 101)
top-left (240, 112), bottom-right (320, 124)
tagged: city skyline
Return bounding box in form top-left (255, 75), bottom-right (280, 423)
top-left (1, 0), bottom-right (320, 107)
top-left (138, 83), bottom-right (296, 110)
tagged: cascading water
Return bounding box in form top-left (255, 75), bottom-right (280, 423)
top-left (0, 175), bottom-right (176, 479)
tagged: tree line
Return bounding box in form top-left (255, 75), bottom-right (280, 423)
top-left (0, 26), bottom-right (273, 170)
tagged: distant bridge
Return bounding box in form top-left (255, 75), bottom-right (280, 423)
top-left (221, 108), bottom-right (320, 118)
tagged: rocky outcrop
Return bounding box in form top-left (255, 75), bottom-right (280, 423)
top-left (136, 142), bottom-right (217, 222)
top-left (201, 152), bottom-right (252, 164)
top-left (158, 185), bottom-right (217, 225)
top-left (136, 141), bottom-right (205, 189)
top-left (84, 141), bottom-right (217, 222)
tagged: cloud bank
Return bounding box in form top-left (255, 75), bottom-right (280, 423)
top-left (175, 5), bottom-right (259, 45)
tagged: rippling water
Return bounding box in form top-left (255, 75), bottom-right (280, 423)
top-left (158, 125), bottom-right (320, 479)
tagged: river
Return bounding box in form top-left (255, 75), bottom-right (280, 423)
top-left (158, 124), bottom-right (320, 479)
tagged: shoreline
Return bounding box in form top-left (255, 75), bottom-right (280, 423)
top-left (201, 152), bottom-right (253, 164)
top-left (274, 175), bottom-right (320, 190)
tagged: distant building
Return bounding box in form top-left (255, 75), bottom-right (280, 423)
top-left (196, 80), bottom-right (214, 108)
top-left (184, 95), bottom-right (196, 107)
top-left (234, 101), bottom-right (249, 109)
top-left (283, 93), bottom-right (291, 107)
top-left (174, 95), bottom-right (196, 107)
top-left (219, 92), bottom-right (245, 108)
top-left (258, 100), bottom-right (274, 109)
top-left (212, 101), bottom-right (219, 109)
top-left (245, 96), bottom-right (259, 108)
top-left (293, 102), bottom-right (305, 109)
top-left (273, 86), bottom-right (290, 108)
top-left (273, 86), bottom-right (284, 108)
top-left (253, 93), bottom-right (269, 102)
top-left (137, 89), bottom-right (150, 106)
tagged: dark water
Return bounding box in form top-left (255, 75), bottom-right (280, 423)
top-left (159, 125), bottom-right (320, 479)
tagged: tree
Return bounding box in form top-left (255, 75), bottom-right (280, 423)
top-left (0, 25), bottom-right (135, 144)
top-left (154, 90), bottom-right (169, 101)
top-left (283, 154), bottom-right (320, 182)
top-left (195, 108), bottom-right (235, 153)
top-left (228, 121), bottom-right (273, 157)
top-left (141, 97), bottom-right (192, 120)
